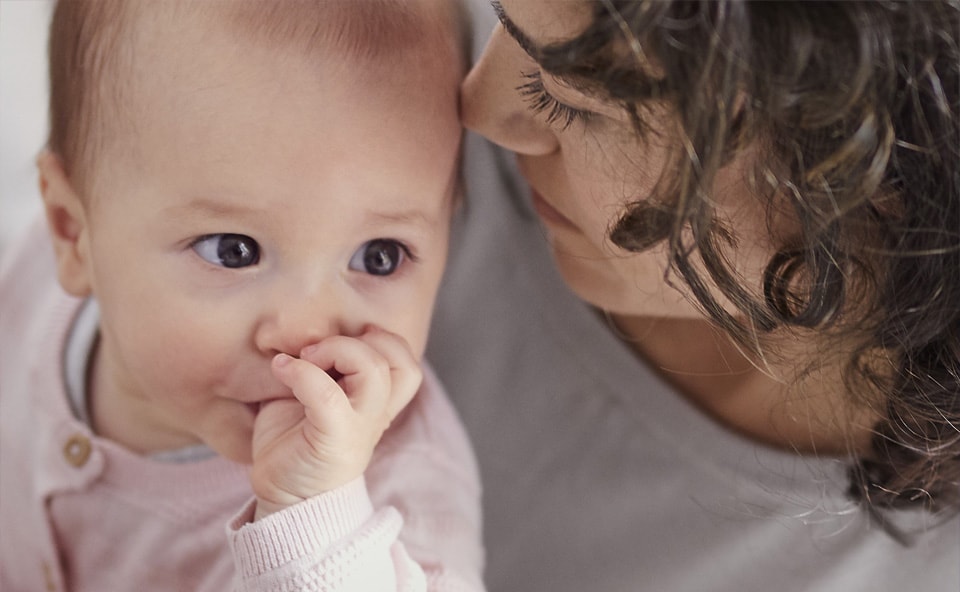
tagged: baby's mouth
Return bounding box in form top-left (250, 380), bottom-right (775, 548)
top-left (247, 395), bottom-right (297, 415)
top-left (245, 367), bottom-right (345, 416)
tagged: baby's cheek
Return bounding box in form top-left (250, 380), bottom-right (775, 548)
top-left (129, 317), bottom-right (234, 404)
top-left (394, 312), bottom-right (434, 361)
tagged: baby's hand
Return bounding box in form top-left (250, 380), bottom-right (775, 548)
top-left (249, 327), bottom-right (422, 520)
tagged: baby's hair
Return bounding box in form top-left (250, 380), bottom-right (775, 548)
top-left (47, 0), bottom-right (467, 198)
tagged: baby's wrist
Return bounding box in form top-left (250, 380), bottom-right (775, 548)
top-left (251, 474), bottom-right (368, 522)
top-left (253, 495), bottom-right (304, 521)
top-left (252, 480), bottom-right (352, 521)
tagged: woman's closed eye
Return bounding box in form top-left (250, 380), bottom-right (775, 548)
top-left (348, 239), bottom-right (415, 277)
top-left (517, 70), bottom-right (593, 130)
top-left (192, 234), bottom-right (260, 268)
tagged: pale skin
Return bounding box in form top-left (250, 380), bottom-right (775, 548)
top-left (38, 1), bottom-right (462, 520)
top-left (462, 0), bottom-right (877, 455)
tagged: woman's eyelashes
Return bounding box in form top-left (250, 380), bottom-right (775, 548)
top-left (348, 239), bottom-right (415, 277)
top-left (192, 233), bottom-right (260, 268)
top-left (517, 70), bottom-right (592, 130)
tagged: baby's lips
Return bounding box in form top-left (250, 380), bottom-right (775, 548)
top-left (250, 393), bottom-right (298, 413)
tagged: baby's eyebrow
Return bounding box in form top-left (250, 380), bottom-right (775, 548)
top-left (162, 198), bottom-right (254, 222)
top-left (364, 207), bottom-right (435, 230)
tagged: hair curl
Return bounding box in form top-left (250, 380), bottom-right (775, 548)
top-left (535, 1), bottom-right (960, 515)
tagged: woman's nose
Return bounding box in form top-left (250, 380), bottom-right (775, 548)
top-left (461, 25), bottom-right (558, 156)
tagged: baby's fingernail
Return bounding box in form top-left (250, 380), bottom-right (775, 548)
top-left (301, 343), bottom-right (318, 356)
top-left (273, 353), bottom-right (293, 367)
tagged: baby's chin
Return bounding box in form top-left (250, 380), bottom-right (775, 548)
top-left (207, 433), bottom-right (254, 465)
top-left (198, 405), bottom-right (255, 465)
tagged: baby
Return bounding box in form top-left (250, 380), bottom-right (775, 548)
top-left (0, 1), bottom-right (483, 590)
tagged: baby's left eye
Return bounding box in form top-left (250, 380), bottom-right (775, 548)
top-left (348, 239), bottom-right (410, 276)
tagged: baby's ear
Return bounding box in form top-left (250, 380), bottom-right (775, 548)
top-left (37, 150), bottom-right (93, 297)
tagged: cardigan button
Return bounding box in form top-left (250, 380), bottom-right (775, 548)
top-left (63, 434), bottom-right (92, 468)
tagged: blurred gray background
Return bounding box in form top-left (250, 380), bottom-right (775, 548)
top-left (1, 0), bottom-right (52, 253)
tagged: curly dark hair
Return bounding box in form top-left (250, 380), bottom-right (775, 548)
top-left (531, 1), bottom-right (960, 515)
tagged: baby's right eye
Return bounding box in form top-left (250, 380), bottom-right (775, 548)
top-left (191, 234), bottom-right (260, 268)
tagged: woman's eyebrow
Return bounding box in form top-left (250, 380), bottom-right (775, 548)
top-left (491, 0), bottom-right (541, 60)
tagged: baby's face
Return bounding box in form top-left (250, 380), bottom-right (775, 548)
top-left (79, 16), bottom-right (461, 462)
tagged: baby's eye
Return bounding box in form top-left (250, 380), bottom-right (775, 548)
top-left (191, 234), bottom-right (260, 268)
top-left (348, 239), bottom-right (410, 276)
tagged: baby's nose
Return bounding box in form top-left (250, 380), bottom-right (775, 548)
top-left (254, 295), bottom-right (345, 358)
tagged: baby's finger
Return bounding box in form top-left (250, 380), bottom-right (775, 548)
top-left (270, 353), bottom-right (352, 430)
top-left (356, 327), bottom-right (423, 420)
top-left (299, 337), bottom-right (391, 418)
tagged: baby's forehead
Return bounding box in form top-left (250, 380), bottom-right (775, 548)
top-left (135, 0), bottom-right (460, 66)
top-left (225, 1), bottom-right (427, 60)
top-left (118, 0), bottom-right (465, 115)
top-left (122, 0), bottom-right (464, 129)
top-left (80, 0), bottom-right (462, 193)
top-left (68, 0), bottom-right (464, 197)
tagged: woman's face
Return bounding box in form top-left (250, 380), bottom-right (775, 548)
top-left (462, 0), bottom-right (772, 319)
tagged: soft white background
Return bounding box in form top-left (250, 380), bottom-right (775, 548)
top-left (0, 0), bottom-right (52, 253)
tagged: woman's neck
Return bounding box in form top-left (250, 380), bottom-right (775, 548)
top-left (608, 314), bottom-right (877, 456)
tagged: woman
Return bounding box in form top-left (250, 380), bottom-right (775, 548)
top-left (428, 0), bottom-right (960, 590)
